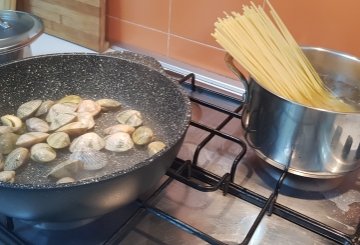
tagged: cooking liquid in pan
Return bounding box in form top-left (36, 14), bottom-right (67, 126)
top-left (11, 102), bottom-right (168, 185)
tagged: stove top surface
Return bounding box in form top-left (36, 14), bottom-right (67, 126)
top-left (0, 72), bottom-right (359, 245)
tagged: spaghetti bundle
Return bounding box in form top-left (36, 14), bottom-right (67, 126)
top-left (212, 1), bottom-right (353, 112)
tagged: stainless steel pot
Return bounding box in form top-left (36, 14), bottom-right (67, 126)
top-left (0, 10), bottom-right (43, 64)
top-left (226, 47), bottom-right (360, 178)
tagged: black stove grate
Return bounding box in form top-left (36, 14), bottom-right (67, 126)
top-left (0, 73), bottom-right (359, 245)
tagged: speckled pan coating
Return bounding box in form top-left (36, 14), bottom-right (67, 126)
top-left (0, 53), bottom-right (191, 189)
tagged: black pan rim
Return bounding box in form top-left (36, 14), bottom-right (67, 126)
top-left (0, 53), bottom-right (192, 190)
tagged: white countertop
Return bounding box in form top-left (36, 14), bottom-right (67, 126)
top-left (30, 34), bottom-right (96, 55)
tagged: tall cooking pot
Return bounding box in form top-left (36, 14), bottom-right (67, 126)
top-left (0, 10), bottom-right (43, 64)
top-left (226, 47), bottom-right (360, 178)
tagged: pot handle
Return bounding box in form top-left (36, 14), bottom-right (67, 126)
top-left (224, 53), bottom-right (249, 103)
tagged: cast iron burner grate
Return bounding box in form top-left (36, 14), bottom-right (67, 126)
top-left (0, 73), bottom-right (359, 245)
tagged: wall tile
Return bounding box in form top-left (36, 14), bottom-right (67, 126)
top-left (269, 0), bottom-right (360, 57)
top-left (170, 0), bottom-right (263, 48)
top-left (107, 0), bottom-right (170, 32)
top-left (168, 35), bottom-right (241, 79)
top-left (107, 17), bottom-right (168, 56)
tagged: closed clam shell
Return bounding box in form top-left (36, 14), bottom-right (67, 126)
top-left (26, 118), bottom-right (50, 132)
top-left (47, 132), bottom-right (71, 149)
top-left (77, 100), bottom-right (101, 116)
top-left (35, 100), bottom-right (55, 117)
top-left (4, 147), bottom-right (29, 171)
top-left (69, 132), bottom-right (105, 152)
top-left (105, 132), bottom-right (134, 152)
top-left (1, 115), bottom-right (23, 132)
top-left (56, 122), bottom-right (88, 136)
top-left (0, 126), bottom-right (14, 135)
top-left (77, 112), bottom-right (95, 129)
top-left (47, 159), bottom-right (82, 179)
top-left (116, 110), bottom-right (143, 127)
top-left (103, 124), bottom-right (135, 135)
top-left (56, 177), bottom-right (75, 184)
top-left (49, 113), bottom-right (77, 131)
top-left (30, 143), bottom-right (57, 163)
top-left (0, 133), bottom-right (19, 154)
top-left (46, 103), bottom-right (78, 123)
top-left (147, 141), bottom-right (166, 156)
top-left (132, 126), bottom-right (154, 145)
top-left (16, 132), bottom-right (49, 148)
top-left (0, 153), bottom-right (4, 171)
top-left (69, 150), bottom-right (108, 170)
top-left (96, 99), bottom-right (121, 111)
top-left (17, 100), bottom-right (42, 120)
top-left (58, 95), bottom-right (82, 104)
top-left (0, 171), bottom-right (15, 183)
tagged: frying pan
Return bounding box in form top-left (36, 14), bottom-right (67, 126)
top-left (0, 52), bottom-right (191, 224)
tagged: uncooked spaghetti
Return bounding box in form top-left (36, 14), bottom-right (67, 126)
top-left (212, 1), bottom-right (354, 112)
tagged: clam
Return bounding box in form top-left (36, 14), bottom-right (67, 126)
top-left (17, 99), bottom-right (42, 119)
top-left (69, 132), bottom-right (105, 152)
top-left (56, 122), bottom-right (88, 136)
top-left (69, 150), bottom-right (108, 170)
top-left (132, 126), bottom-right (154, 145)
top-left (49, 113), bottom-right (77, 131)
top-left (148, 141), bottom-right (166, 156)
top-left (103, 124), bottom-right (135, 135)
top-left (46, 103), bottom-right (78, 122)
top-left (77, 112), bottom-right (95, 129)
top-left (47, 132), bottom-right (71, 149)
top-left (96, 99), bottom-right (121, 111)
top-left (0, 126), bottom-right (14, 134)
top-left (116, 109), bottom-right (143, 127)
top-left (77, 100), bottom-right (101, 116)
top-left (56, 177), bottom-right (75, 184)
top-left (16, 132), bottom-right (49, 148)
top-left (30, 143), bottom-right (57, 163)
top-left (58, 95), bottom-right (82, 104)
top-left (4, 147), bottom-right (29, 171)
top-left (105, 132), bottom-right (134, 152)
top-left (0, 133), bottom-right (19, 154)
top-left (0, 171), bottom-right (15, 183)
top-left (1, 115), bottom-right (23, 132)
top-left (47, 159), bottom-right (82, 179)
top-left (26, 117), bottom-right (50, 132)
top-left (35, 100), bottom-right (55, 117)
top-left (0, 153), bottom-right (4, 171)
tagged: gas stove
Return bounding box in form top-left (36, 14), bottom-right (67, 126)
top-left (0, 70), bottom-right (359, 245)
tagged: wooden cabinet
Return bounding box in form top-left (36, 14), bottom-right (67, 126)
top-left (17, 0), bottom-right (108, 52)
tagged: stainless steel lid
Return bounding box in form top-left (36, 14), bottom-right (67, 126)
top-left (0, 10), bottom-right (43, 53)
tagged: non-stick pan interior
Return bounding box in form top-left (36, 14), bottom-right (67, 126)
top-left (0, 53), bottom-right (191, 187)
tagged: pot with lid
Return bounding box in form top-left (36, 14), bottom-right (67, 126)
top-left (0, 10), bottom-right (43, 64)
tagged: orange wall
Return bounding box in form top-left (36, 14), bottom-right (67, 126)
top-left (106, 0), bottom-right (360, 79)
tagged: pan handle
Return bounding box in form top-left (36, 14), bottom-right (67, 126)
top-left (224, 53), bottom-right (249, 103)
